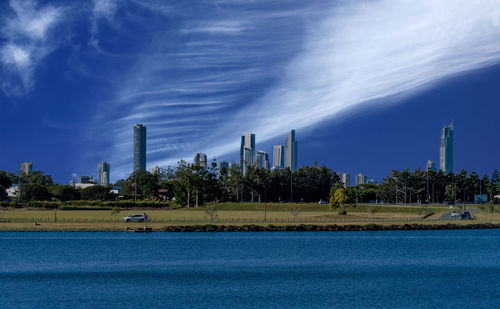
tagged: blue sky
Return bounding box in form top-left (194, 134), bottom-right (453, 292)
top-left (1, 0), bottom-right (500, 184)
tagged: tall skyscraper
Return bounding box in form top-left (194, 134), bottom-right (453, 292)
top-left (21, 161), bottom-right (32, 175)
top-left (440, 123), bottom-right (454, 174)
top-left (152, 166), bottom-right (159, 174)
top-left (240, 133), bottom-right (255, 175)
top-left (342, 172), bottom-right (351, 188)
top-left (273, 145), bottom-right (284, 169)
top-left (356, 173), bottom-right (367, 185)
top-left (133, 124), bottom-right (146, 172)
top-left (256, 151), bottom-right (270, 170)
top-left (284, 129), bottom-right (298, 171)
top-left (194, 153), bottom-right (208, 168)
top-left (426, 160), bottom-right (436, 171)
top-left (98, 162), bottom-right (110, 185)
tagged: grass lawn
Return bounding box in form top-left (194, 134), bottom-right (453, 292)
top-left (0, 203), bottom-right (492, 231)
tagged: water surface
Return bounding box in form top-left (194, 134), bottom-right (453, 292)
top-left (1, 230), bottom-right (500, 308)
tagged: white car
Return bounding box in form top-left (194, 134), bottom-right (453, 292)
top-left (451, 211), bottom-right (459, 217)
top-left (122, 213), bottom-right (148, 223)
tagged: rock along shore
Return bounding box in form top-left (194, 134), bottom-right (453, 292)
top-left (163, 223), bottom-right (500, 232)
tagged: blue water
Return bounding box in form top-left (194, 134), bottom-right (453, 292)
top-left (1, 230), bottom-right (500, 308)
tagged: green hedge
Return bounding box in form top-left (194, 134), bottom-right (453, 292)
top-left (59, 205), bottom-right (112, 210)
top-left (2, 200), bottom-right (171, 209)
top-left (26, 201), bottom-right (60, 209)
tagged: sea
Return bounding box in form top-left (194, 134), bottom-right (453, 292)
top-left (1, 230), bottom-right (500, 308)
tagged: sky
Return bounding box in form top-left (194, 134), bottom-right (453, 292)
top-left (1, 0), bottom-right (500, 184)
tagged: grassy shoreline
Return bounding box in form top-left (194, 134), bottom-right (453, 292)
top-left (0, 203), bottom-right (496, 232)
top-left (1, 220), bottom-right (500, 232)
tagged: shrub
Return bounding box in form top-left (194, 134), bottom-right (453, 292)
top-left (59, 205), bottom-right (111, 210)
top-left (26, 201), bottom-right (60, 209)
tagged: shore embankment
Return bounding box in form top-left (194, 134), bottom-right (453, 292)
top-left (162, 223), bottom-right (500, 232)
top-left (1, 222), bottom-right (500, 232)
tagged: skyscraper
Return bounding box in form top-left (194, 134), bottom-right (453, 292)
top-left (284, 129), bottom-right (298, 171)
top-left (98, 162), bottom-right (110, 185)
top-left (342, 172), bottom-right (351, 188)
top-left (21, 161), bottom-right (32, 175)
top-left (256, 151), bottom-right (270, 170)
top-left (440, 123), bottom-right (454, 174)
top-left (240, 133), bottom-right (255, 175)
top-left (194, 153), bottom-right (208, 168)
top-left (273, 145), bottom-right (284, 169)
top-left (356, 173), bottom-right (367, 185)
top-left (228, 162), bottom-right (238, 172)
top-left (133, 124), bottom-right (146, 171)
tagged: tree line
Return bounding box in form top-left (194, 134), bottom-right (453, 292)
top-left (1, 164), bottom-right (499, 206)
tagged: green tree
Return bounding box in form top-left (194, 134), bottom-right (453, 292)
top-left (172, 161), bottom-right (195, 207)
top-left (21, 171), bottom-right (54, 187)
top-left (122, 170), bottom-right (159, 200)
top-left (49, 185), bottom-right (80, 201)
top-left (444, 184), bottom-right (455, 202)
top-left (80, 185), bottom-right (115, 201)
top-left (330, 187), bottom-right (349, 213)
top-left (0, 170), bottom-right (12, 200)
top-left (21, 183), bottom-right (51, 202)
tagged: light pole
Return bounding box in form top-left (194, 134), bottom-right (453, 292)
top-left (17, 172), bottom-right (21, 205)
top-left (426, 168), bottom-right (430, 203)
top-left (134, 171), bottom-right (137, 202)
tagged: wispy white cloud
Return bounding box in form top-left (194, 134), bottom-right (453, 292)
top-left (90, 0), bottom-right (122, 51)
top-left (0, 0), bottom-right (64, 96)
top-left (91, 0), bottom-right (500, 179)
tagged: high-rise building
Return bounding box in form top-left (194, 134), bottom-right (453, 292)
top-left (97, 162), bottom-right (110, 185)
top-left (79, 176), bottom-right (95, 184)
top-left (284, 129), bottom-right (298, 171)
top-left (240, 133), bottom-right (255, 175)
top-left (134, 124), bottom-right (146, 172)
top-left (356, 173), bottom-right (367, 185)
top-left (273, 145), bottom-right (284, 169)
top-left (440, 123), bottom-right (454, 173)
top-left (194, 153), bottom-right (208, 168)
top-left (152, 166), bottom-right (159, 174)
top-left (21, 161), bottom-right (32, 175)
top-left (426, 160), bottom-right (436, 171)
top-left (217, 161), bottom-right (229, 177)
top-left (342, 173), bottom-right (351, 188)
top-left (242, 147), bottom-right (253, 175)
top-left (228, 162), bottom-right (238, 172)
top-left (256, 151), bottom-right (270, 170)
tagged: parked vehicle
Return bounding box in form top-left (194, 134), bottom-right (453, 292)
top-left (318, 200), bottom-right (328, 204)
top-left (451, 211), bottom-right (459, 217)
top-left (122, 213), bottom-right (149, 223)
top-left (460, 211), bottom-right (473, 220)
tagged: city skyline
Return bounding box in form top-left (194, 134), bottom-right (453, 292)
top-left (2, 1), bottom-right (500, 183)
